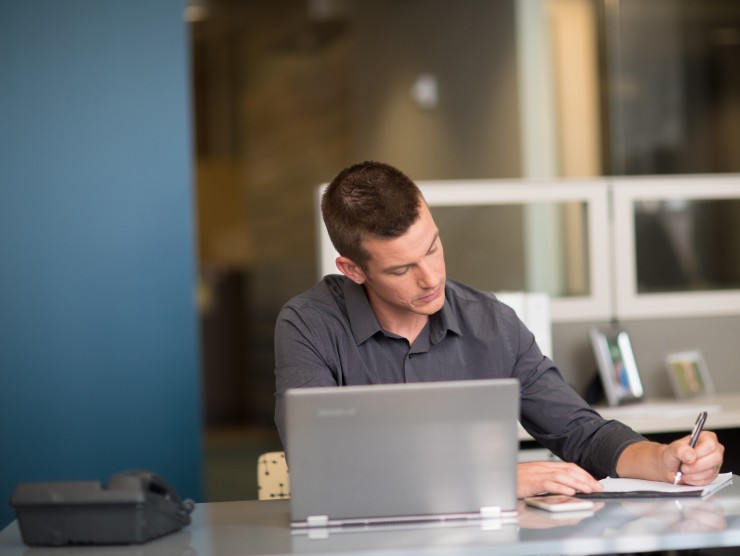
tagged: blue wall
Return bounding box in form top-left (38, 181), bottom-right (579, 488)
top-left (0, 1), bottom-right (202, 527)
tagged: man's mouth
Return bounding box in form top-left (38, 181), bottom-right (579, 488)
top-left (418, 286), bottom-right (442, 304)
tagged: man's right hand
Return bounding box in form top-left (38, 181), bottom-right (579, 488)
top-left (517, 461), bottom-right (604, 499)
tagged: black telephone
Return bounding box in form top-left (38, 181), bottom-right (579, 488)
top-left (9, 470), bottom-right (195, 546)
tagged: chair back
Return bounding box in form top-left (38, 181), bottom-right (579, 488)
top-left (257, 451), bottom-right (290, 500)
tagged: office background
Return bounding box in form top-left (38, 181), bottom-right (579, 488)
top-left (2, 0), bottom-right (740, 529)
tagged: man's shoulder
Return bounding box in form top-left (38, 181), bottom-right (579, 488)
top-left (445, 279), bottom-right (496, 305)
top-left (444, 279), bottom-right (517, 320)
top-left (281, 274), bottom-right (348, 314)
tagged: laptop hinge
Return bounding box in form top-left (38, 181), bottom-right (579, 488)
top-left (480, 506), bottom-right (502, 519)
top-left (306, 515), bottom-right (330, 527)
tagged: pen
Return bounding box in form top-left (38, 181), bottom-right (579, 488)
top-left (673, 411), bottom-right (708, 485)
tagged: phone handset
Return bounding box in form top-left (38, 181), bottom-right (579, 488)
top-left (107, 470), bottom-right (195, 522)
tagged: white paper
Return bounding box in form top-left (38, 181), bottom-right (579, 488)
top-left (600, 472), bottom-right (733, 496)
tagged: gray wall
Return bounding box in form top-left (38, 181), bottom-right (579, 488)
top-left (0, 0), bottom-right (202, 527)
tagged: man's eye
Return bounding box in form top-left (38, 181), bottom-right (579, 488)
top-left (390, 268), bottom-right (409, 276)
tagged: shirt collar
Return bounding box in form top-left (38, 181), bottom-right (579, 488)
top-left (344, 279), bottom-right (382, 344)
top-left (344, 279), bottom-right (463, 345)
top-left (431, 291), bottom-right (462, 343)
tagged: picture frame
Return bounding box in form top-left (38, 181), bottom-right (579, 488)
top-left (665, 350), bottom-right (714, 399)
top-left (589, 327), bottom-right (644, 406)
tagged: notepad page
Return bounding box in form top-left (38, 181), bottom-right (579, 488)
top-left (600, 472), bottom-right (732, 496)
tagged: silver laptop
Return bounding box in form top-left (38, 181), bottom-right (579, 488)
top-left (285, 378), bottom-right (519, 528)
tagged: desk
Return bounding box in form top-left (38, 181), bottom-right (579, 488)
top-left (2, 476), bottom-right (739, 556)
top-left (518, 392), bottom-right (740, 441)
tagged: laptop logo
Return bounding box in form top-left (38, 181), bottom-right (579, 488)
top-left (317, 407), bottom-right (357, 418)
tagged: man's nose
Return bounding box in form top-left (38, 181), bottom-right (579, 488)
top-left (416, 260), bottom-right (437, 287)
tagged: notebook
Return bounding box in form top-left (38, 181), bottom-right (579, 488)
top-left (578, 472), bottom-right (733, 499)
top-left (285, 378), bottom-right (520, 528)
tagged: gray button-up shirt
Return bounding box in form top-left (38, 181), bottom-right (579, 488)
top-left (274, 275), bottom-right (645, 478)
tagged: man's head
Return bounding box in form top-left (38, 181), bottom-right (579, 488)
top-left (321, 161), bottom-right (423, 269)
top-left (321, 162), bottom-right (446, 326)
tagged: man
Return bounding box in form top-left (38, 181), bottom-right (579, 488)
top-left (274, 161), bottom-right (724, 498)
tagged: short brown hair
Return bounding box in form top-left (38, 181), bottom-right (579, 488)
top-left (321, 161), bottom-right (423, 268)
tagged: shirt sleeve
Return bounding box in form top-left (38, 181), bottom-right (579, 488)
top-left (511, 316), bottom-right (646, 478)
top-left (273, 302), bottom-right (340, 450)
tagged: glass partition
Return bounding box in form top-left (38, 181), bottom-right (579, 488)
top-left (613, 175), bottom-right (740, 318)
top-left (634, 198), bottom-right (740, 294)
top-left (429, 202), bottom-right (590, 298)
top-left (318, 175), bottom-right (740, 322)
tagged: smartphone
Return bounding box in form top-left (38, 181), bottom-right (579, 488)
top-left (524, 495), bottom-right (594, 513)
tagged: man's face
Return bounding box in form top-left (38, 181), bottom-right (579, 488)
top-left (359, 202), bottom-right (446, 320)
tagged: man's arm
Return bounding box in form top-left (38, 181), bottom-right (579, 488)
top-left (273, 303), bottom-right (340, 450)
top-left (516, 431), bottom-right (725, 498)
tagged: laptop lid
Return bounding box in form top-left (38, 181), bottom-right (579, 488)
top-left (285, 378), bottom-right (519, 527)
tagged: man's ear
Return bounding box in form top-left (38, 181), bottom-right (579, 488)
top-left (336, 257), bottom-right (366, 284)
